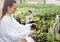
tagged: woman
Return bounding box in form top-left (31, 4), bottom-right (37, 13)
top-left (0, 0), bottom-right (34, 42)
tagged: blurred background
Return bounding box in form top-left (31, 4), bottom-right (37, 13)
top-left (0, 0), bottom-right (60, 42)
top-left (16, 0), bottom-right (60, 5)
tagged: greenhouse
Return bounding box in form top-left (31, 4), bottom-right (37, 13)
top-left (0, 0), bottom-right (60, 42)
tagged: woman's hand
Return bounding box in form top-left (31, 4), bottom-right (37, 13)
top-left (30, 23), bottom-right (37, 30)
top-left (20, 39), bottom-right (27, 42)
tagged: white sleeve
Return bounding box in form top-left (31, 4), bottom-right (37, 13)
top-left (15, 21), bottom-right (32, 32)
top-left (1, 18), bottom-right (30, 40)
top-left (12, 17), bottom-right (32, 32)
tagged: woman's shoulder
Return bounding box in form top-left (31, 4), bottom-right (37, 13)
top-left (1, 14), bottom-right (11, 23)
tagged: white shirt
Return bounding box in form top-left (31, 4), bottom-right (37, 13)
top-left (0, 13), bottom-right (31, 42)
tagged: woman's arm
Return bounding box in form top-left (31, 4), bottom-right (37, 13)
top-left (12, 17), bottom-right (32, 32)
top-left (1, 17), bottom-right (30, 40)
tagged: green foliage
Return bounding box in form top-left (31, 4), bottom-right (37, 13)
top-left (17, 4), bottom-right (60, 17)
top-left (13, 4), bottom-right (60, 42)
top-left (14, 4), bottom-right (60, 24)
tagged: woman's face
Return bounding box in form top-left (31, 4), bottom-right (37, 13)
top-left (7, 3), bottom-right (17, 14)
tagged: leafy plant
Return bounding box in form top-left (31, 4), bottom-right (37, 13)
top-left (13, 4), bottom-right (60, 42)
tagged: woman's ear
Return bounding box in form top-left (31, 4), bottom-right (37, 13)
top-left (7, 6), bottom-right (10, 10)
top-left (7, 6), bottom-right (12, 12)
